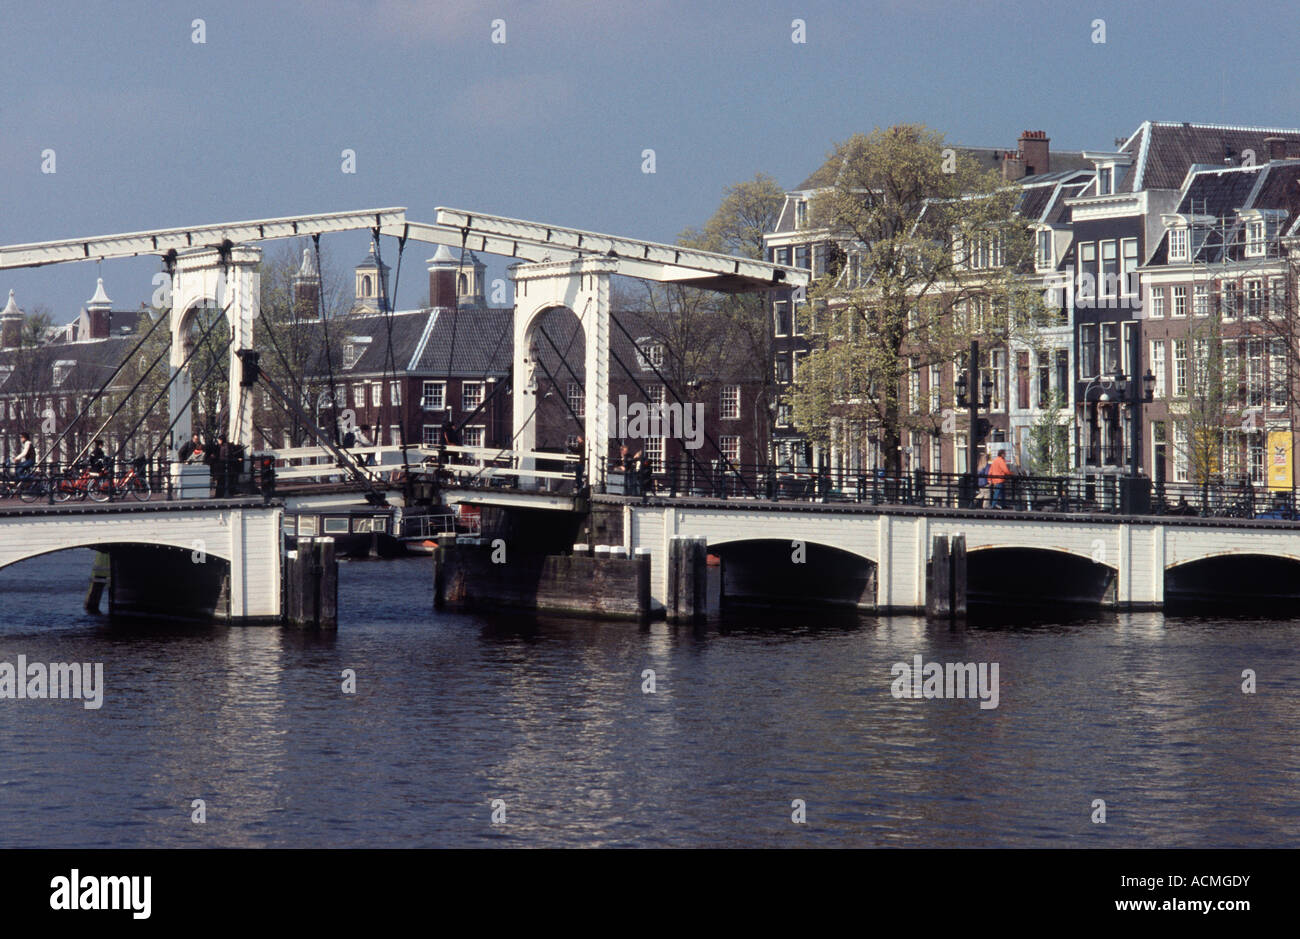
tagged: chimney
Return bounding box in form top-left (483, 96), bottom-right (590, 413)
top-left (1287, 140), bottom-right (1300, 160)
top-left (1266, 136), bottom-right (1288, 162)
top-left (1001, 150), bottom-right (1025, 182)
top-left (426, 244), bottom-right (460, 308)
top-left (85, 277), bottom-right (112, 340)
top-left (1, 290), bottom-right (24, 349)
top-left (1018, 130), bottom-right (1050, 177)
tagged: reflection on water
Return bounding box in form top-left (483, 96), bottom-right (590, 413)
top-left (0, 550), bottom-right (1297, 847)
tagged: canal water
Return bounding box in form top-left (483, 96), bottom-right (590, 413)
top-left (0, 549), bottom-right (1297, 848)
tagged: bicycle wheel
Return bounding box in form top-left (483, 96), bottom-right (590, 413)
top-left (128, 476), bottom-right (151, 501)
top-left (88, 476), bottom-right (111, 503)
top-left (52, 475), bottom-right (74, 503)
top-left (18, 477), bottom-right (44, 503)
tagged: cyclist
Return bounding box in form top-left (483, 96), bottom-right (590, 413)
top-left (13, 432), bottom-right (35, 479)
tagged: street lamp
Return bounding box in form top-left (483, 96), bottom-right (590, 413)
top-left (955, 339), bottom-right (993, 505)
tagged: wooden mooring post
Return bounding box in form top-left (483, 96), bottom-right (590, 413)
top-left (926, 534), bottom-right (966, 621)
top-left (285, 537), bottom-right (338, 629)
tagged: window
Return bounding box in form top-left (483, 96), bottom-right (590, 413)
top-left (323, 518), bottom-right (349, 534)
top-left (1246, 220), bottom-right (1266, 258)
top-left (955, 432), bottom-right (968, 474)
top-left (390, 382), bottom-right (401, 406)
top-left (342, 338), bottom-right (371, 369)
top-left (1080, 324), bottom-right (1099, 378)
top-left (1099, 240), bottom-right (1118, 302)
top-left (1169, 227), bottom-right (1188, 261)
top-left (1078, 243), bottom-right (1097, 305)
top-left (1036, 352), bottom-right (1051, 408)
top-left (776, 402), bottom-right (792, 426)
top-left (775, 356), bottom-right (792, 383)
top-left (719, 435), bottom-right (741, 465)
top-left (1271, 339), bottom-right (1288, 408)
top-left (421, 381), bottom-right (445, 409)
top-left (1102, 323), bottom-right (1120, 376)
top-left (1121, 239), bottom-right (1138, 298)
top-left (909, 360), bottom-right (921, 414)
top-left (422, 424), bottom-right (442, 447)
top-left (649, 384), bottom-right (667, 407)
top-left (1172, 285), bottom-right (1187, 318)
top-left (969, 232), bottom-right (1003, 270)
top-left (1270, 277), bottom-right (1285, 319)
top-left (1221, 281), bottom-right (1239, 320)
top-left (644, 436), bottom-right (665, 472)
top-left (1249, 439), bottom-right (1265, 484)
top-left (1150, 286), bottom-right (1165, 318)
top-left (987, 350), bottom-right (1005, 410)
top-left (389, 425), bottom-right (401, 446)
top-left (795, 200), bottom-right (808, 229)
top-left (929, 364), bottom-right (942, 412)
top-left (1246, 279), bottom-right (1263, 319)
top-left (461, 382), bottom-right (483, 411)
top-left (1098, 166), bottom-right (1113, 195)
top-left (720, 384), bottom-right (740, 420)
top-left (352, 384), bottom-right (365, 409)
top-left (262, 389), bottom-right (271, 409)
top-left (1150, 340), bottom-right (1166, 397)
top-left (370, 382), bottom-right (382, 407)
top-left (930, 434), bottom-right (942, 472)
top-left (564, 434), bottom-right (581, 452)
top-left (1173, 424), bottom-right (1189, 481)
top-left (1173, 339), bottom-right (1187, 396)
top-left (635, 339), bottom-right (665, 371)
top-left (774, 301), bottom-right (791, 336)
top-left (794, 245), bottom-right (810, 270)
top-left (1193, 283), bottom-right (1208, 317)
top-left (1036, 230), bottom-right (1053, 268)
top-left (1247, 339), bottom-right (1264, 407)
top-left (52, 361), bottom-right (73, 386)
top-left (462, 426), bottom-right (484, 449)
top-left (567, 382), bottom-right (585, 418)
top-left (1223, 340), bottom-right (1239, 404)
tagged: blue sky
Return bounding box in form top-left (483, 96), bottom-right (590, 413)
top-left (3, 0), bottom-right (1299, 321)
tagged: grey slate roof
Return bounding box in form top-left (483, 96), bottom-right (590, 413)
top-left (1118, 121), bottom-right (1300, 192)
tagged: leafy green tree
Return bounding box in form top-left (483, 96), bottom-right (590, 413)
top-left (789, 124), bottom-right (1049, 474)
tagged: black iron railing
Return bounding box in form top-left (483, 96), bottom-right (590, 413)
top-left (593, 458), bottom-right (1297, 521)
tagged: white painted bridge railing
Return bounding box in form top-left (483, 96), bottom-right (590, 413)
top-left (263, 444), bottom-right (580, 486)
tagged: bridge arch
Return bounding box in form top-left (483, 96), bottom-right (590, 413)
top-left (965, 545), bottom-right (1117, 607)
top-left (707, 537), bottom-right (877, 609)
top-left (1165, 551), bottom-right (1300, 609)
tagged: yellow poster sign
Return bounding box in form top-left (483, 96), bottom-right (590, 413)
top-left (1268, 430), bottom-right (1293, 491)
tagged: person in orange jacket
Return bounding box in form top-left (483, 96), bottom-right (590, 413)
top-left (988, 449), bottom-right (1011, 508)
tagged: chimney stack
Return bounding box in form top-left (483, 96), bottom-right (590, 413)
top-left (427, 244), bottom-right (460, 309)
top-left (1018, 130), bottom-right (1050, 177)
top-left (1001, 150), bottom-right (1025, 182)
top-left (1266, 136), bottom-right (1288, 162)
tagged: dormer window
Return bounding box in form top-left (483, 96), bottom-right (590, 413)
top-left (795, 200), bottom-right (808, 229)
top-left (342, 336), bottom-right (372, 369)
top-left (1246, 220), bottom-right (1266, 257)
top-left (52, 360), bottom-right (75, 387)
top-left (1169, 227), bottom-right (1189, 262)
top-left (1098, 166), bottom-right (1113, 195)
top-left (635, 338), bottom-right (665, 371)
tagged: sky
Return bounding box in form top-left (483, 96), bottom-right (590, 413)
top-left (3, 0), bottom-right (1300, 322)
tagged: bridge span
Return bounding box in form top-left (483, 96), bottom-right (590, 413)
top-left (0, 498), bottom-right (283, 623)
top-left (592, 494), bottom-right (1300, 613)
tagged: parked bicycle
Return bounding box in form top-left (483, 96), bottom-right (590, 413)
top-left (91, 457), bottom-right (152, 502)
